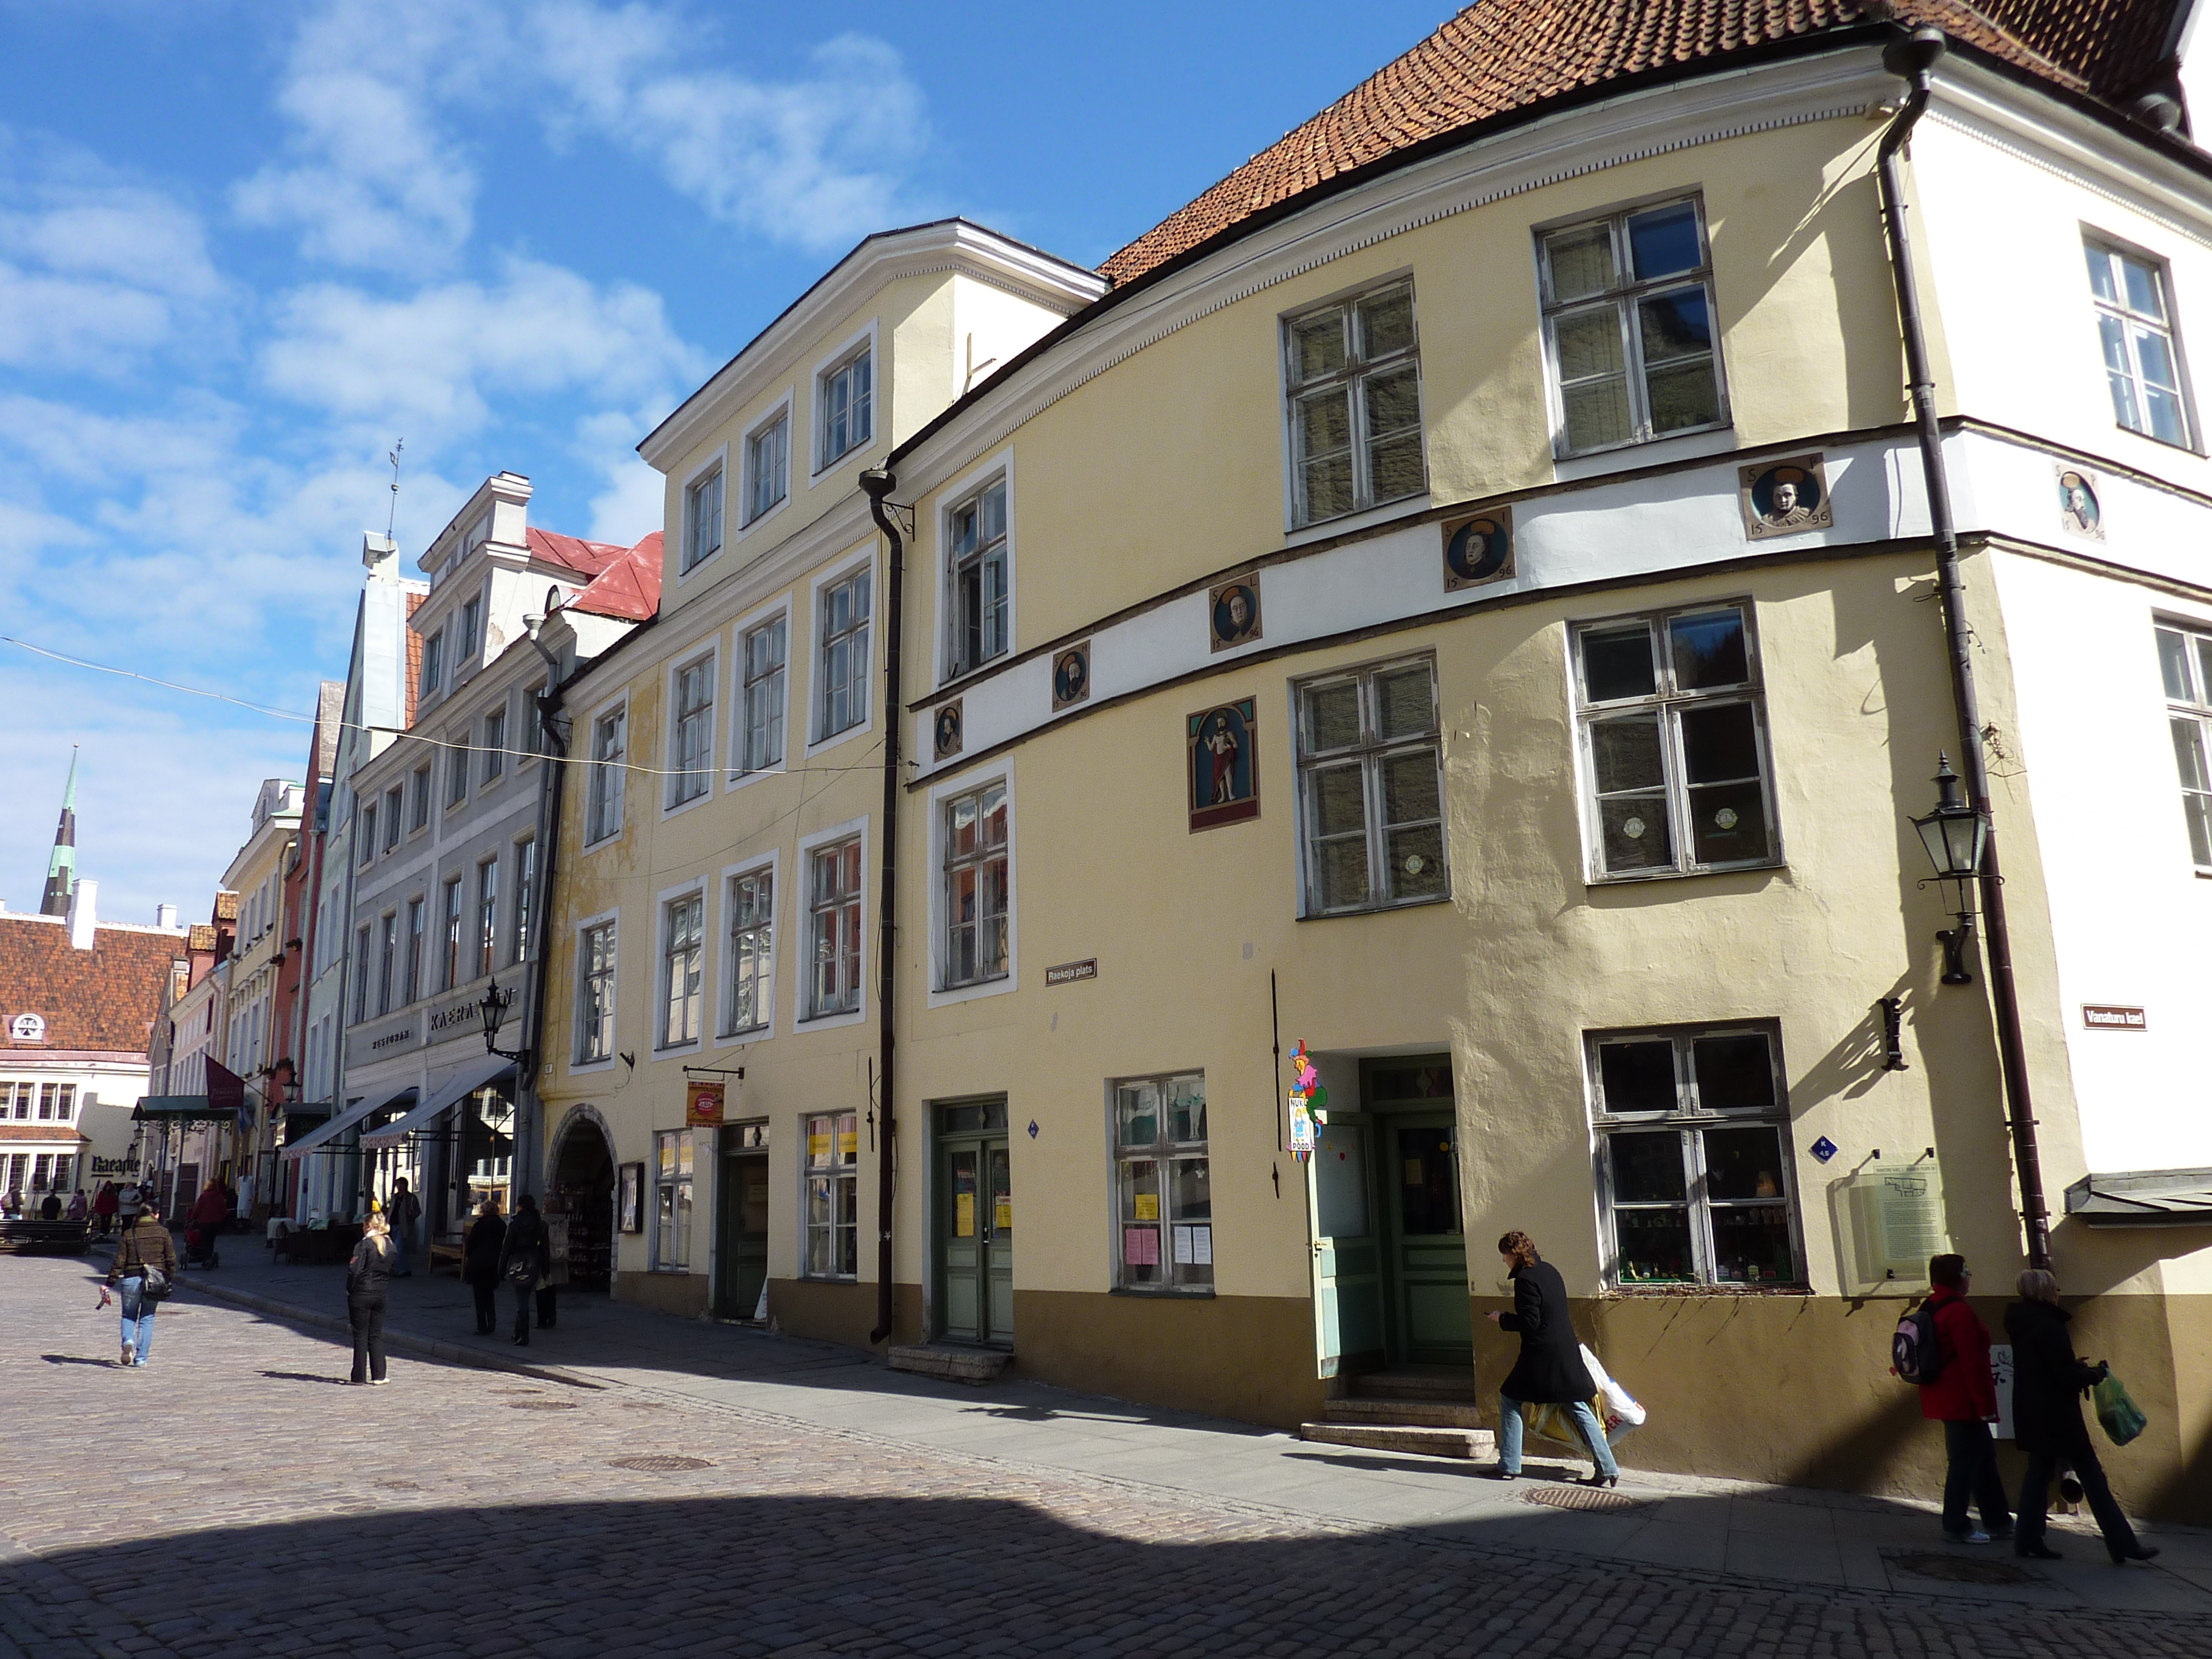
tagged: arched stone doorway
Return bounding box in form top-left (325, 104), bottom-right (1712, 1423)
top-left (548, 1105), bottom-right (615, 1294)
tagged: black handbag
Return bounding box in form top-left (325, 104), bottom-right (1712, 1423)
top-left (138, 1264), bottom-right (172, 1302)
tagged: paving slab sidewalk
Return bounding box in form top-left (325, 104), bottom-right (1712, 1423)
top-left (153, 1232), bottom-right (2212, 1612)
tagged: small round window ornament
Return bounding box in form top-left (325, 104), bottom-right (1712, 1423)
top-left (1714, 807), bottom-right (1740, 830)
top-left (1403, 853), bottom-right (1427, 876)
top-left (1621, 817), bottom-right (1646, 840)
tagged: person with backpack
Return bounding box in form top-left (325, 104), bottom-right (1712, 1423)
top-left (2006, 1269), bottom-right (2157, 1564)
top-left (1904, 1253), bottom-right (2013, 1544)
top-left (101, 1207), bottom-right (177, 1367)
top-left (498, 1191), bottom-right (549, 1347)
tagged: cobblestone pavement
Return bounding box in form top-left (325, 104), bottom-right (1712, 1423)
top-left (6, 1255), bottom-right (2211, 1659)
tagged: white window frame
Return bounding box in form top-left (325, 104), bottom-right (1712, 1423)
top-left (481, 703), bottom-right (507, 785)
top-left (936, 447), bottom-right (1016, 685)
top-left (795, 817), bottom-right (868, 1030)
top-left (665, 644), bottom-right (719, 814)
top-left (2156, 616), bottom-right (2212, 869)
top-left (1281, 277), bottom-right (1427, 529)
top-left (571, 910), bottom-right (620, 1071)
top-left (440, 875), bottom-right (464, 992)
top-left (445, 730), bottom-right (469, 809)
top-left (680, 447), bottom-right (727, 576)
top-left (511, 836), bottom-right (537, 967)
top-left (410, 763), bottom-right (432, 833)
top-left (403, 894), bottom-right (424, 1004)
top-left (1587, 1023), bottom-right (1803, 1290)
top-left (1570, 599), bottom-right (1782, 883)
top-left (927, 763), bottom-right (1017, 1010)
top-left (583, 694), bottom-right (629, 850)
top-left (655, 879), bottom-right (708, 1053)
top-left (1292, 655), bottom-right (1449, 918)
top-left (457, 590), bottom-right (483, 666)
top-left (474, 856), bottom-right (499, 982)
top-left (420, 630), bottom-right (445, 697)
top-left (811, 322), bottom-right (878, 478)
top-left (741, 393), bottom-right (794, 532)
top-left (800, 1110), bottom-right (859, 1279)
top-left (1536, 194), bottom-right (1730, 460)
top-left (1110, 1071), bottom-right (1213, 1293)
top-left (382, 786), bottom-right (403, 851)
top-left (651, 1127), bottom-right (695, 1272)
top-left (806, 547), bottom-right (876, 756)
top-left (2085, 232), bottom-right (2198, 451)
top-left (720, 851), bottom-right (779, 1041)
top-left (728, 595), bottom-right (792, 789)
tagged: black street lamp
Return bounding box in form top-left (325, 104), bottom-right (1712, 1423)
top-left (479, 980), bottom-right (529, 1067)
top-left (1911, 751), bottom-right (1990, 985)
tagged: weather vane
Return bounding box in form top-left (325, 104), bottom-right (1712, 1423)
top-left (385, 438), bottom-right (404, 539)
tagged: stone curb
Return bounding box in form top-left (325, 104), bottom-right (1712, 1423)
top-left (176, 1276), bottom-right (603, 1390)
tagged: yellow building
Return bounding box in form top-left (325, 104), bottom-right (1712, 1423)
top-left (541, 7), bottom-right (2212, 1520)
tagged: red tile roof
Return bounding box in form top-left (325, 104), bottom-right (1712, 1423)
top-left (404, 591), bottom-right (425, 728)
top-left (568, 531), bottom-right (664, 622)
top-left (0, 916), bottom-right (184, 1057)
top-left (1101, 1), bottom-right (2185, 286)
top-left (528, 526), bottom-right (633, 578)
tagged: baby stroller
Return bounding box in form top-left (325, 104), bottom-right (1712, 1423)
top-left (184, 1220), bottom-right (221, 1270)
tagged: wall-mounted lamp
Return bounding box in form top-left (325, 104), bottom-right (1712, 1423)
top-left (1910, 752), bottom-right (1990, 985)
top-left (478, 979), bottom-right (530, 1068)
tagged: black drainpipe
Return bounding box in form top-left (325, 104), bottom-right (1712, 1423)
top-left (859, 469), bottom-right (905, 1345)
top-left (518, 591), bottom-right (572, 1195)
top-left (1878, 27), bottom-right (2052, 1269)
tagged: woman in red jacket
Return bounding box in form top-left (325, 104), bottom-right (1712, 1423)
top-left (1921, 1253), bottom-right (2014, 1544)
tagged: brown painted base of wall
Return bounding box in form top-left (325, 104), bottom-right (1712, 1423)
top-left (614, 1270), bottom-right (708, 1319)
top-left (768, 1278), bottom-right (923, 1350)
top-left (1011, 1289), bottom-right (1328, 1430)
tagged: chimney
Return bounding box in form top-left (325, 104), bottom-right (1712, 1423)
top-left (68, 878), bottom-right (98, 950)
top-left (363, 532), bottom-right (400, 579)
top-left (156, 903), bottom-right (179, 929)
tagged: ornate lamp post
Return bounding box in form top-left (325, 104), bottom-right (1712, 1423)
top-left (1911, 752), bottom-right (1991, 985)
top-left (478, 980), bottom-right (530, 1068)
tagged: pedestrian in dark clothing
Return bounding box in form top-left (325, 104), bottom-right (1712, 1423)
top-left (346, 1212), bottom-right (395, 1385)
top-left (101, 1211), bottom-right (176, 1367)
top-left (463, 1196), bottom-right (507, 1335)
top-left (2006, 1269), bottom-right (2157, 1564)
top-left (92, 1182), bottom-right (118, 1236)
top-left (186, 1179), bottom-right (227, 1269)
top-left (39, 1191), bottom-right (62, 1220)
top-left (500, 1193), bottom-right (549, 1346)
top-left (1484, 1230), bottom-right (1618, 1486)
top-left (1915, 1253), bottom-right (2013, 1543)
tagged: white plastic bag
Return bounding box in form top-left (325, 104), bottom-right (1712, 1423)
top-left (1581, 1343), bottom-right (1648, 1431)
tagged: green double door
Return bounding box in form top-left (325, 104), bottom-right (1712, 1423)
top-left (715, 1132), bottom-right (770, 1321)
top-left (936, 1100), bottom-right (1013, 1347)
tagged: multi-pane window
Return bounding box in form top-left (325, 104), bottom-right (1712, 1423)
top-left (739, 617), bottom-right (787, 775)
top-left (670, 657), bottom-right (714, 806)
top-left (411, 764), bottom-right (432, 830)
top-left (377, 913), bottom-right (397, 1016)
top-left (586, 705), bottom-right (626, 843)
top-left (2157, 621), bottom-right (2212, 866)
top-left (1114, 1073), bottom-right (1212, 1290)
top-left (404, 896), bottom-right (424, 1004)
top-left (475, 859), bottom-right (498, 980)
top-left (1541, 198), bottom-right (1725, 456)
top-left (745, 412), bottom-right (789, 525)
top-left (803, 1112), bottom-right (858, 1277)
top-left (358, 805), bottom-right (377, 866)
top-left (576, 921), bottom-right (617, 1063)
top-left (482, 706), bottom-right (506, 783)
top-left (942, 782), bottom-right (1008, 988)
top-left (652, 1128), bottom-right (694, 1271)
top-left (817, 568), bottom-right (871, 740)
top-left (806, 838), bottom-right (863, 1018)
top-left (512, 838), bottom-right (537, 965)
top-left (421, 631), bottom-right (444, 695)
top-left (441, 876), bottom-right (464, 990)
top-left (383, 787), bottom-right (403, 851)
top-left (1283, 282), bottom-right (1424, 525)
top-left (2088, 240), bottom-right (2191, 447)
top-left (683, 464), bottom-right (725, 573)
top-left (947, 480), bottom-right (1009, 677)
top-left (821, 346), bottom-right (873, 466)
top-left (458, 594), bottom-right (482, 662)
top-left (662, 893), bottom-right (704, 1047)
top-left (1589, 1026), bottom-right (1798, 1287)
top-left (521, 685), bottom-right (545, 757)
top-left (1296, 657), bottom-right (1446, 914)
top-left (352, 925), bottom-right (371, 1022)
top-left (1574, 603), bottom-right (1777, 878)
top-left (446, 735), bottom-right (468, 806)
top-left (725, 867), bottom-right (773, 1036)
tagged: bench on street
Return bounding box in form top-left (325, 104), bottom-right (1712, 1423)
top-left (0, 1217), bottom-right (92, 1254)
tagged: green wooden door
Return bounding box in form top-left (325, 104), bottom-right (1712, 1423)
top-left (715, 1148), bottom-right (769, 1319)
top-left (1384, 1113), bottom-right (1472, 1364)
top-left (936, 1100), bottom-right (1013, 1347)
top-left (1308, 1114), bottom-right (1384, 1377)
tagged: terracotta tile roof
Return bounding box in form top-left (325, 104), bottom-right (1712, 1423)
top-left (568, 531), bottom-right (664, 622)
top-left (405, 591), bottom-right (425, 728)
top-left (0, 915), bottom-right (184, 1057)
top-left (528, 526), bottom-right (632, 578)
top-left (1101, 1), bottom-right (2185, 286)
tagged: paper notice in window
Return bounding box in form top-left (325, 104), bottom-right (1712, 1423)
top-left (1191, 1224), bottom-right (1213, 1265)
top-left (1173, 1225), bottom-right (1193, 1264)
top-left (994, 1199), bottom-right (1012, 1232)
top-left (955, 1193), bottom-right (975, 1238)
top-left (1123, 1225), bottom-right (1159, 1265)
top-left (1133, 1193), bottom-right (1159, 1222)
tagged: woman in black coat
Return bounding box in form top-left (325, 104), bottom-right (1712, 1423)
top-left (463, 1196), bottom-right (507, 1335)
top-left (498, 1192), bottom-right (550, 1347)
top-left (2006, 1269), bottom-right (2155, 1563)
top-left (1485, 1230), bottom-right (1617, 1486)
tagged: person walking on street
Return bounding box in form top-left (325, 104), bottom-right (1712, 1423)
top-left (92, 1181), bottom-right (118, 1236)
top-left (346, 1212), bottom-right (395, 1385)
top-left (2006, 1269), bottom-right (2158, 1564)
top-left (1484, 1230), bottom-right (1619, 1487)
top-left (101, 1207), bottom-right (176, 1368)
top-left (499, 1192), bottom-right (548, 1347)
top-left (117, 1181), bottom-right (142, 1231)
top-left (1917, 1253), bottom-right (2014, 1544)
top-left (386, 1178), bottom-right (422, 1278)
top-left (67, 1188), bottom-right (88, 1222)
top-left (463, 1195), bottom-right (506, 1335)
top-left (187, 1178), bottom-right (227, 1269)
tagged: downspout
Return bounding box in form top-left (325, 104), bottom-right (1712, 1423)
top-left (518, 591), bottom-right (572, 1200)
top-left (1878, 27), bottom-right (2053, 1269)
top-left (859, 468), bottom-right (905, 1346)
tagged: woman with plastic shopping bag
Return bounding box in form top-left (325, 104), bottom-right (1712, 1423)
top-left (1484, 1230), bottom-right (1618, 1487)
top-left (2006, 1269), bottom-right (2157, 1564)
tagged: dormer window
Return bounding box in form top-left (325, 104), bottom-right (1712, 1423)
top-left (458, 595), bottom-right (482, 662)
top-left (745, 410), bottom-right (789, 527)
top-left (421, 631), bottom-right (445, 695)
top-left (683, 464), bottom-right (724, 574)
top-left (820, 345), bottom-right (873, 468)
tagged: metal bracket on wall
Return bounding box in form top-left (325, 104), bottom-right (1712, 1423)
top-left (1879, 997), bottom-right (1909, 1071)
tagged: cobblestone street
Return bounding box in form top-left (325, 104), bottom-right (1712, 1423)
top-left (7, 1257), bottom-right (2212, 1658)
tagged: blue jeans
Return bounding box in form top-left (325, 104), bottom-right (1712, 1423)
top-left (1499, 1391), bottom-right (1618, 1478)
top-left (392, 1231), bottom-right (411, 1276)
top-left (1942, 1418), bottom-right (2012, 1537)
top-left (118, 1276), bottom-right (157, 1364)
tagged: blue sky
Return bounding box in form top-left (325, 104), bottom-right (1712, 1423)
top-left (0, 0), bottom-right (1454, 922)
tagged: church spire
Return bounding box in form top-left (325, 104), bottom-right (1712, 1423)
top-left (39, 746), bottom-right (78, 917)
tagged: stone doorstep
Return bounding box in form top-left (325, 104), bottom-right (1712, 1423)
top-left (886, 1343), bottom-right (1013, 1383)
top-left (1348, 1370), bottom-right (1481, 1403)
top-left (1324, 1396), bottom-right (1487, 1430)
top-left (1300, 1421), bottom-right (1496, 1460)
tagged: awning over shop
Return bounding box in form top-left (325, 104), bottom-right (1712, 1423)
top-left (134, 1096), bottom-right (246, 1128)
top-left (278, 1085), bottom-right (416, 1162)
top-left (2065, 1168), bottom-right (2212, 1227)
top-left (360, 1054), bottom-right (514, 1151)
